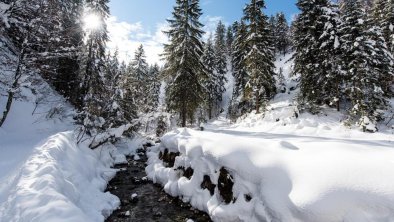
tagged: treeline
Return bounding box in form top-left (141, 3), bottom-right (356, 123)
top-left (2, 0), bottom-right (391, 136)
top-left (293, 0), bottom-right (394, 131)
top-left (163, 0), bottom-right (291, 126)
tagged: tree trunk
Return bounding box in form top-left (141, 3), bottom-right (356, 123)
top-left (0, 48), bottom-right (24, 128)
top-left (181, 99), bottom-right (186, 127)
top-left (255, 92), bottom-right (260, 114)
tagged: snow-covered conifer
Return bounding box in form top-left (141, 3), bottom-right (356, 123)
top-left (162, 0), bottom-right (206, 127)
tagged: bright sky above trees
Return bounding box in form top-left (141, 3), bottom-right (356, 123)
top-left (107, 0), bottom-right (299, 64)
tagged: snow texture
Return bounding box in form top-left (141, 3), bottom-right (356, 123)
top-left (146, 53), bottom-right (394, 222)
top-left (146, 127), bottom-right (394, 222)
top-left (0, 132), bottom-right (120, 222)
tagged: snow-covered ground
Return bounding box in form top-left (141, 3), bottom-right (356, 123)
top-left (0, 82), bottom-right (141, 221)
top-left (146, 53), bottom-right (394, 222)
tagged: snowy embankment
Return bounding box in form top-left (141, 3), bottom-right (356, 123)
top-left (146, 128), bottom-right (394, 222)
top-left (0, 84), bottom-right (136, 221)
top-left (0, 132), bottom-right (120, 222)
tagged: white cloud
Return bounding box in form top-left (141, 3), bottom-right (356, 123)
top-left (106, 15), bottom-right (228, 65)
top-left (107, 16), bottom-right (168, 65)
top-left (201, 15), bottom-right (228, 40)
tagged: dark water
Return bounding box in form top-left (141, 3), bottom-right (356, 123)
top-left (105, 146), bottom-right (212, 222)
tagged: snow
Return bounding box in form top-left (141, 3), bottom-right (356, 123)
top-left (0, 132), bottom-right (120, 222)
top-left (0, 76), bottom-right (130, 221)
top-left (146, 127), bottom-right (394, 222)
top-left (146, 53), bottom-right (394, 222)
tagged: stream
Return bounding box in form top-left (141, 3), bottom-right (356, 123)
top-left (105, 144), bottom-right (212, 222)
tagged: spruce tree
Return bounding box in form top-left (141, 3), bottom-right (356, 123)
top-left (132, 44), bottom-right (149, 81)
top-left (162, 0), bottom-right (206, 127)
top-left (147, 64), bottom-right (162, 111)
top-left (214, 21), bottom-right (228, 115)
top-left (78, 0), bottom-right (110, 136)
top-left (318, 2), bottom-right (343, 111)
top-left (229, 21), bottom-right (250, 118)
top-left (130, 44), bottom-right (149, 111)
top-left (243, 0), bottom-right (276, 113)
top-left (275, 12), bottom-right (290, 55)
top-left (340, 0), bottom-right (390, 131)
top-left (226, 25), bottom-right (234, 58)
top-left (293, 0), bottom-right (331, 111)
top-left (202, 37), bottom-right (219, 119)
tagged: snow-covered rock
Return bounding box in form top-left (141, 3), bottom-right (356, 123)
top-left (146, 129), bottom-right (394, 222)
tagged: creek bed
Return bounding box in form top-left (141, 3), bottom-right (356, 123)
top-left (106, 145), bottom-right (212, 222)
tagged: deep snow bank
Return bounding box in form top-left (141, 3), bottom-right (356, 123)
top-left (146, 128), bottom-right (394, 222)
top-left (0, 132), bottom-right (120, 222)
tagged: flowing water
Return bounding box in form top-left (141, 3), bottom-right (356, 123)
top-left (106, 145), bottom-right (212, 222)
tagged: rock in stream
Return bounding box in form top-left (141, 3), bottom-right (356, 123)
top-left (106, 146), bottom-right (212, 222)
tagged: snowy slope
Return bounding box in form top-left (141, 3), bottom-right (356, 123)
top-left (146, 53), bottom-right (394, 222)
top-left (0, 41), bottom-right (122, 221)
top-left (0, 86), bottom-right (122, 221)
top-left (0, 132), bottom-right (120, 222)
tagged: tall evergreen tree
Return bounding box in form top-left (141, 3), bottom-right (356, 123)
top-left (213, 21), bottom-right (228, 115)
top-left (318, 2), bottom-right (343, 111)
top-left (132, 44), bottom-right (149, 81)
top-left (202, 37), bottom-right (219, 119)
top-left (340, 0), bottom-right (390, 130)
top-left (78, 0), bottom-right (111, 136)
top-left (130, 44), bottom-right (149, 111)
top-left (226, 25), bottom-right (234, 58)
top-left (162, 0), bottom-right (206, 127)
top-left (229, 21), bottom-right (250, 118)
top-left (293, 0), bottom-right (331, 111)
top-left (275, 12), bottom-right (291, 55)
top-left (147, 64), bottom-right (162, 111)
top-left (243, 0), bottom-right (276, 113)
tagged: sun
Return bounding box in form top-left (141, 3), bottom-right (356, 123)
top-left (84, 13), bottom-right (101, 30)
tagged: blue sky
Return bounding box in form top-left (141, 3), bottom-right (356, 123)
top-left (109, 0), bottom-right (298, 32)
top-left (107, 0), bottom-right (298, 64)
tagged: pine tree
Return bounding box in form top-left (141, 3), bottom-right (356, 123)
top-left (202, 37), bottom-right (219, 119)
top-left (162, 0), bottom-right (206, 127)
top-left (275, 12), bottom-right (290, 55)
top-left (147, 64), bottom-right (162, 111)
top-left (268, 15), bottom-right (278, 53)
top-left (213, 21), bottom-right (228, 115)
top-left (226, 25), bottom-right (234, 58)
top-left (0, 0), bottom-right (82, 127)
top-left (340, 0), bottom-right (390, 131)
top-left (229, 21), bottom-right (251, 118)
top-left (293, 0), bottom-right (332, 111)
top-left (318, 2), bottom-right (343, 111)
top-left (132, 44), bottom-right (149, 81)
top-left (372, 0), bottom-right (394, 95)
top-left (78, 0), bottom-right (111, 136)
top-left (383, 0), bottom-right (394, 54)
top-left (119, 61), bottom-right (138, 127)
top-left (243, 0), bottom-right (276, 113)
top-left (130, 44), bottom-right (149, 111)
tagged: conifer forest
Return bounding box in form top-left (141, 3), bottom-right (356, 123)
top-left (0, 0), bottom-right (394, 221)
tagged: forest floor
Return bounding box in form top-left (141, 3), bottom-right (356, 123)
top-left (106, 144), bottom-right (212, 222)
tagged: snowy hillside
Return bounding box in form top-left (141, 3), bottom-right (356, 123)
top-left (0, 78), bottom-right (124, 221)
top-left (146, 54), bottom-right (394, 222)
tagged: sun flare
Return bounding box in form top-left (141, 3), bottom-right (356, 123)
top-left (84, 13), bottom-right (101, 30)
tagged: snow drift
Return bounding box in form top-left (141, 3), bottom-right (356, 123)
top-left (146, 128), bottom-right (394, 222)
top-left (0, 132), bottom-right (120, 222)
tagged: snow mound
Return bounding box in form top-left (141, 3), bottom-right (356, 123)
top-left (146, 129), bottom-right (394, 222)
top-left (0, 132), bottom-right (120, 222)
